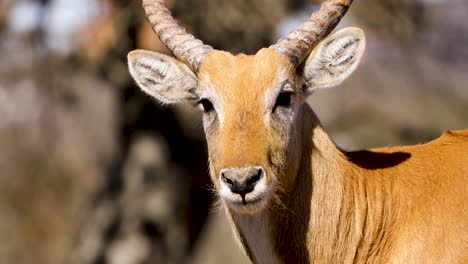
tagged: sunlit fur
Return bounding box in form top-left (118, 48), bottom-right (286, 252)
top-left (197, 49), bottom-right (468, 263)
top-left (128, 31), bottom-right (468, 263)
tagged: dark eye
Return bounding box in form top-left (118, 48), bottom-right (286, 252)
top-left (198, 98), bottom-right (214, 113)
top-left (273, 91), bottom-right (294, 112)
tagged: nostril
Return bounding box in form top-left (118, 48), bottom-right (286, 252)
top-left (246, 169), bottom-right (263, 186)
top-left (221, 173), bottom-right (234, 186)
top-left (221, 167), bottom-right (265, 197)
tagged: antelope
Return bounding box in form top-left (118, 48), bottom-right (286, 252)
top-left (127, 0), bottom-right (468, 263)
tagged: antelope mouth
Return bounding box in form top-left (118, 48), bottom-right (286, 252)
top-left (219, 179), bottom-right (276, 213)
top-left (224, 195), bottom-right (270, 213)
top-left (231, 197), bottom-right (265, 207)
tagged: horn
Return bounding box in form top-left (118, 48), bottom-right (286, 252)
top-left (270, 0), bottom-right (354, 66)
top-left (142, 0), bottom-right (214, 72)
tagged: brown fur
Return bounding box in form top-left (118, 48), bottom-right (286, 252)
top-left (196, 49), bottom-right (468, 263)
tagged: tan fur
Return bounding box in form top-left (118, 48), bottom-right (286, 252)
top-left (128, 32), bottom-right (468, 263)
top-left (195, 49), bottom-right (467, 263)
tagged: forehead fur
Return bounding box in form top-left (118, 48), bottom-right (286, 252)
top-left (198, 48), bottom-right (296, 97)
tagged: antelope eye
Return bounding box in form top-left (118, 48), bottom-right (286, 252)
top-left (273, 91), bottom-right (294, 111)
top-left (197, 98), bottom-right (214, 113)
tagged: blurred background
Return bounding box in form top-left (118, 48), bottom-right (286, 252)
top-left (0, 0), bottom-right (467, 263)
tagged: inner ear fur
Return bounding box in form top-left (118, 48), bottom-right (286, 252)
top-left (127, 49), bottom-right (199, 104)
top-left (302, 27), bottom-right (366, 92)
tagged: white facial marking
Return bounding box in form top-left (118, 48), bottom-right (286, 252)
top-left (199, 75), bottom-right (224, 124)
top-left (264, 70), bottom-right (291, 125)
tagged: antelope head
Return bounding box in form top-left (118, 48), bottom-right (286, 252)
top-left (128, 0), bottom-right (365, 214)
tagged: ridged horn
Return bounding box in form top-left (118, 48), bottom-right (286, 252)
top-left (270, 0), bottom-right (354, 66)
top-left (142, 0), bottom-right (214, 72)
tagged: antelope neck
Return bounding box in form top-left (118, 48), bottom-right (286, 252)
top-left (225, 105), bottom-right (396, 263)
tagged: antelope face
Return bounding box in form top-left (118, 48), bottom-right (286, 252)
top-left (196, 49), bottom-right (299, 213)
top-left (127, 0), bottom-right (365, 214)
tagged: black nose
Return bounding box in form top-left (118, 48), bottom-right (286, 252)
top-left (220, 166), bottom-right (265, 197)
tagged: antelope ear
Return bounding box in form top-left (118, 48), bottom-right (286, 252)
top-left (128, 49), bottom-right (199, 104)
top-left (303, 27), bottom-right (365, 93)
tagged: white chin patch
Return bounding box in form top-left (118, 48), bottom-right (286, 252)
top-left (219, 178), bottom-right (275, 213)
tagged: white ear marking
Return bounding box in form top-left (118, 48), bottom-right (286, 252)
top-left (128, 49), bottom-right (199, 104)
top-left (303, 27), bottom-right (366, 93)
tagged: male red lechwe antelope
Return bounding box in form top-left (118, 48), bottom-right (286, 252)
top-left (127, 0), bottom-right (468, 263)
